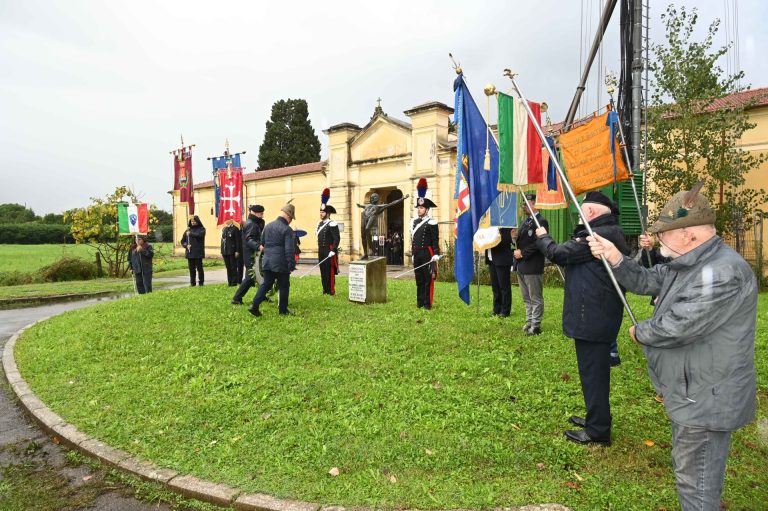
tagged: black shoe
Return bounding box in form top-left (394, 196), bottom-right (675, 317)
top-left (247, 307), bottom-right (262, 317)
top-left (526, 325), bottom-right (542, 336)
top-left (279, 309), bottom-right (294, 316)
top-left (564, 429), bottom-right (611, 446)
top-left (231, 299), bottom-right (243, 305)
top-left (569, 415), bottom-right (586, 428)
top-left (610, 354), bottom-right (621, 367)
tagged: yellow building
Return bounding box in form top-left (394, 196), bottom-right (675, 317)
top-left (172, 102), bottom-right (457, 264)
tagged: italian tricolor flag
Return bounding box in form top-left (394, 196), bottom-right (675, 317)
top-left (497, 92), bottom-right (543, 190)
top-left (118, 203), bottom-right (148, 235)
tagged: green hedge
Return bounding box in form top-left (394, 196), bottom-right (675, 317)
top-left (0, 224), bottom-right (73, 244)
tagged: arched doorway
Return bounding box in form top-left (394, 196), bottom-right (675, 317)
top-left (384, 189), bottom-right (404, 264)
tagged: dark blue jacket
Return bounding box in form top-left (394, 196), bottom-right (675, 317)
top-left (536, 214), bottom-right (629, 343)
top-left (260, 216), bottom-right (296, 273)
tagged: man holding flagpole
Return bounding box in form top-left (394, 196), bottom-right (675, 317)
top-left (514, 193), bottom-right (549, 335)
top-left (535, 191), bottom-right (629, 446)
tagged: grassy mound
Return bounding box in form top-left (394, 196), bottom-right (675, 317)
top-left (14, 279), bottom-right (768, 509)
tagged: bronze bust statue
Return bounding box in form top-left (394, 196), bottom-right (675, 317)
top-left (357, 192), bottom-right (409, 259)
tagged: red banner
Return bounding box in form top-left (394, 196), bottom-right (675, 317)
top-left (173, 148), bottom-right (195, 214)
top-left (216, 166), bottom-right (243, 226)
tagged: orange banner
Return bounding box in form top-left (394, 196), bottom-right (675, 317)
top-left (559, 111), bottom-right (630, 195)
top-left (535, 146), bottom-right (567, 210)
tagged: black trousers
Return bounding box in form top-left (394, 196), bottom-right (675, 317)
top-left (252, 270), bottom-right (290, 314)
top-left (319, 254), bottom-right (337, 295)
top-left (236, 253), bottom-right (244, 283)
top-left (488, 264), bottom-right (512, 316)
top-left (574, 339), bottom-right (612, 439)
top-left (187, 258), bottom-right (204, 285)
top-left (134, 271), bottom-right (152, 294)
top-left (222, 254), bottom-right (238, 285)
top-left (413, 252), bottom-right (434, 309)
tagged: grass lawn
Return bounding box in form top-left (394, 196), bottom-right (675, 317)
top-left (14, 279), bottom-right (768, 510)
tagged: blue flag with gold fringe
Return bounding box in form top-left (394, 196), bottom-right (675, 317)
top-left (453, 73), bottom-right (500, 304)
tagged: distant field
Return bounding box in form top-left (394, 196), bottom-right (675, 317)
top-left (0, 243), bottom-right (224, 275)
top-left (0, 244), bottom-right (172, 273)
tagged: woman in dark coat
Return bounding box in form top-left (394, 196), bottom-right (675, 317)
top-left (129, 235), bottom-right (154, 294)
top-left (181, 215), bottom-right (206, 286)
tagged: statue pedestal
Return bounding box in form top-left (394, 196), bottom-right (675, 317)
top-left (348, 257), bottom-right (387, 304)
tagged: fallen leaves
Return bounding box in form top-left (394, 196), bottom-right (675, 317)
top-left (536, 463), bottom-right (546, 471)
top-left (328, 467), bottom-right (340, 477)
top-left (644, 439), bottom-right (655, 447)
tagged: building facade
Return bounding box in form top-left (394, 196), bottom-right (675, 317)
top-left (172, 102), bottom-right (457, 264)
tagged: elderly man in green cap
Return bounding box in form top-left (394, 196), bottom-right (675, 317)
top-left (587, 183), bottom-right (757, 511)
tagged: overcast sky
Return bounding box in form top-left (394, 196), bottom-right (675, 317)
top-left (1, 1), bottom-right (766, 215)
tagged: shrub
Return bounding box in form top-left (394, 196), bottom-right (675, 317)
top-left (0, 271), bottom-right (39, 286)
top-left (153, 225), bottom-right (173, 243)
top-left (37, 257), bottom-right (98, 282)
top-left (0, 223), bottom-right (73, 244)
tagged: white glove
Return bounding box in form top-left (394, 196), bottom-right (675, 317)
top-left (430, 254), bottom-right (440, 262)
top-left (328, 251), bottom-right (336, 257)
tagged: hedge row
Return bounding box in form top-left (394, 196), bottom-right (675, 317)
top-left (0, 224), bottom-right (174, 244)
top-left (0, 224), bottom-right (73, 244)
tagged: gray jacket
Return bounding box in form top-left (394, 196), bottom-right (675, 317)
top-left (612, 236), bottom-right (756, 431)
top-left (260, 216), bottom-right (296, 273)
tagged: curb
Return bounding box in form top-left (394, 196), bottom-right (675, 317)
top-left (3, 318), bottom-right (570, 511)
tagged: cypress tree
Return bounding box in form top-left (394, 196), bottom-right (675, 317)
top-left (257, 99), bottom-right (321, 170)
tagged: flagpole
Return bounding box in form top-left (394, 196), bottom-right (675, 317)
top-left (605, 73), bottom-right (653, 267)
top-left (504, 70), bottom-right (637, 326)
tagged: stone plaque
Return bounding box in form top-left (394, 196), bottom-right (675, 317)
top-left (348, 256), bottom-right (387, 304)
top-left (348, 264), bottom-right (367, 302)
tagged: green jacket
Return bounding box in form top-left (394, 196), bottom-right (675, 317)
top-left (612, 236), bottom-right (756, 431)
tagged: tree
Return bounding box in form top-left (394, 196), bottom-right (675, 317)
top-left (0, 203), bottom-right (37, 223)
top-left (257, 98), bottom-right (321, 170)
top-left (153, 209), bottom-right (173, 225)
top-left (41, 213), bottom-right (65, 224)
top-left (647, 4), bottom-right (767, 236)
top-left (65, 187), bottom-right (158, 277)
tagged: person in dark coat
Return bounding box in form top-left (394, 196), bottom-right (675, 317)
top-left (515, 193), bottom-right (550, 334)
top-left (485, 227), bottom-right (516, 317)
top-left (535, 191), bottom-right (630, 446)
top-left (411, 179), bottom-right (440, 309)
top-left (129, 235), bottom-right (154, 294)
top-left (220, 220), bottom-right (242, 286)
top-left (180, 215), bottom-right (206, 286)
top-left (248, 203), bottom-right (297, 317)
top-left (232, 205), bottom-right (265, 304)
top-left (317, 188), bottom-right (341, 295)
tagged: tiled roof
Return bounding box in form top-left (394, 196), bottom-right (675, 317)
top-left (543, 87), bottom-right (768, 136)
top-left (194, 161), bottom-right (324, 189)
top-left (703, 87), bottom-right (768, 111)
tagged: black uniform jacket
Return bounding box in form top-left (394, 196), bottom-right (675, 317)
top-left (316, 220), bottom-right (341, 257)
top-left (411, 217), bottom-right (439, 264)
top-left (516, 213), bottom-right (549, 274)
top-left (220, 224), bottom-right (242, 256)
top-left (485, 227), bottom-right (515, 267)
